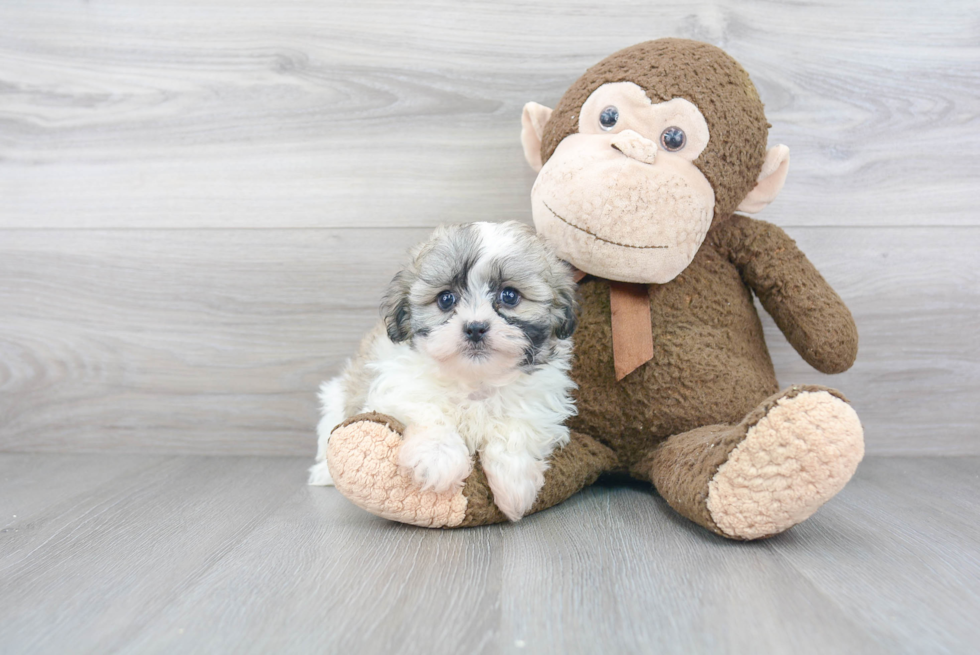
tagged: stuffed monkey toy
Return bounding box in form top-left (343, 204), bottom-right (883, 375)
top-left (323, 39), bottom-right (864, 540)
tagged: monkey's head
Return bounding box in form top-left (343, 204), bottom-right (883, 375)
top-left (521, 39), bottom-right (790, 284)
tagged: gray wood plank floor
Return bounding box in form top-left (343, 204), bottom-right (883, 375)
top-left (1, 454), bottom-right (977, 654)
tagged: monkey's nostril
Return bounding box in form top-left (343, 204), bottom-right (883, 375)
top-left (463, 321), bottom-right (490, 343)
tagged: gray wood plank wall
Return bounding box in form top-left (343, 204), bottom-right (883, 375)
top-left (2, 0), bottom-right (978, 456)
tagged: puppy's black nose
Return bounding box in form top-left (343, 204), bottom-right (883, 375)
top-left (463, 321), bottom-right (490, 343)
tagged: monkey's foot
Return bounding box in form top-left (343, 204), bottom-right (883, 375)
top-left (644, 385), bottom-right (864, 540)
top-left (707, 386), bottom-right (864, 539)
top-left (326, 413), bottom-right (468, 528)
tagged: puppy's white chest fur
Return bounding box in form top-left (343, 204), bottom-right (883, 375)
top-left (363, 337), bottom-right (574, 458)
top-left (466, 387), bottom-right (493, 402)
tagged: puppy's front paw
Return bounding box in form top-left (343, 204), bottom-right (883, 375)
top-left (481, 450), bottom-right (547, 522)
top-left (398, 425), bottom-right (473, 493)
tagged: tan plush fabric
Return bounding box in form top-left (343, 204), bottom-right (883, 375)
top-left (540, 38), bottom-right (769, 222)
top-left (521, 102), bottom-right (552, 172)
top-left (578, 86), bottom-right (711, 160)
top-left (707, 389), bottom-right (865, 539)
top-left (531, 132), bottom-right (715, 284)
top-left (327, 414), bottom-right (467, 528)
top-left (737, 145), bottom-right (791, 213)
top-left (326, 415), bottom-right (616, 529)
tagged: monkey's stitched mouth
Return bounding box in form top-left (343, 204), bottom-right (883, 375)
top-left (543, 201), bottom-right (668, 250)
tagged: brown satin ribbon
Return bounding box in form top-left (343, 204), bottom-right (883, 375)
top-left (608, 282), bottom-right (654, 380)
top-left (571, 268), bottom-right (653, 381)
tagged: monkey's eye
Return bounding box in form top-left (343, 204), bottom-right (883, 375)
top-left (599, 106), bottom-right (619, 131)
top-left (660, 126), bottom-right (686, 151)
top-left (498, 287), bottom-right (521, 307)
top-left (436, 291), bottom-right (456, 311)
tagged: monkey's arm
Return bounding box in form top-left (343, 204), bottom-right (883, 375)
top-left (712, 214), bottom-right (858, 374)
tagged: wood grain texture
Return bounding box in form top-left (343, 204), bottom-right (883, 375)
top-left (0, 455), bottom-right (304, 654)
top-left (0, 0), bottom-right (978, 229)
top-left (1, 454), bottom-right (977, 654)
top-left (0, 453), bottom-right (170, 530)
top-left (2, 226), bottom-right (978, 456)
top-left (772, 457), bottom-right (980, 653)
top-left (0, 228), bottom-right (414, 456)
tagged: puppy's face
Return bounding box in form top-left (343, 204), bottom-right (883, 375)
top-left (381, 222), bottom-right (577, 383)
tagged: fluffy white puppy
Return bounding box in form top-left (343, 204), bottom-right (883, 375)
top-left (309, 221), bottom-right (579, 521)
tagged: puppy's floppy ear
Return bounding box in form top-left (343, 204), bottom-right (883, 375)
top-left (552, 272), bottom-right (579, 340)
top-left (554, 288), bottom-right (578, 340)
top-left (380, 270), bottom-right (413, 343)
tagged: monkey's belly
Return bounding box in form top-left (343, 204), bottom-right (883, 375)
top-left (567, 250), bottom-right (779, 469)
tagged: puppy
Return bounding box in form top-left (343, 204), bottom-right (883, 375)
top-left (309, 221), bottom-right (578, 521)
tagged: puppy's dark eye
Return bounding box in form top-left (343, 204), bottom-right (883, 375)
top-left (436, 291), bottom-right (456, 311)
top-left (498, 287), bottom-right (521, 307)
top-left (599, 106), bottom-right (619, 131)
top-left (660, 126), bottom-right (686, 151)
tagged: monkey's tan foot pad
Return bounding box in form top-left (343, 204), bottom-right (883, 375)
top-left (707, 387), bottom-right (865, 540)
top-left (326, 413), bottom-right (468, 528)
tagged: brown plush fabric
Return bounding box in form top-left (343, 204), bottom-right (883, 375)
top-left (457, 459), bottom-right (506, 526)
top-left (567, 214), bottom-right (858, 472)
top-left (458, 430), bottom-right (618, 527)
top-left (709, 215), bottom-right (859, 374)
top-left (633, 423), bottom-right (736, 535)
top-left (540, 39), bottom-right (769, 221)
top-left (570, 228), bottom-right (778, 469)
top-left (632, 384), bottom-right (850, 538)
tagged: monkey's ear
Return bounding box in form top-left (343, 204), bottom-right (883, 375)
top-left (521, 102), bottom-right (553, 172)
top-left (737, 145), bottom-right (791, 214)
